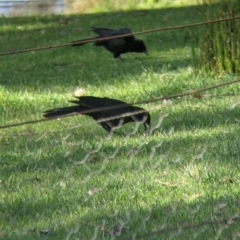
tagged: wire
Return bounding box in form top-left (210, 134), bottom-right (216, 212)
top-left (0, 15), bottom-right (240, 57)
top-left (1, 78), bottom-right (240, 130)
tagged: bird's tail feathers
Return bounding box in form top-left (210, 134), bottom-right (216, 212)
top-left (43, 106), bottom-right (81, 118)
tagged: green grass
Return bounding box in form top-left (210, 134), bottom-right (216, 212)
top-left (1, 2), bottom-right (240, 240)
top-left (192, 0), bottom-right (240, 74)
top-left (64, 0), bottom-right (200, 13)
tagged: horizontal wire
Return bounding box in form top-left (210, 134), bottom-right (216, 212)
top-left (0, 15), bottom-right (240, 57)
top-left (1, 78), bottom-right (240, 130)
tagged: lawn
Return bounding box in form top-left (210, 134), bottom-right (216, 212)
top-left (1, 2), bottom-right (240, 240)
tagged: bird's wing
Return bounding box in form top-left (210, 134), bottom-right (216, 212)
top-left (117, 28), bottom-right (135, 39)
top-left (91, 27), bottom-right (134, 45)
top-left (117, 28), bottom-right (133, 34)
top-left (72, 96), bottom-right (112, 113)
top-left (110, 28), bottom-right (135, 46)
top-left (73, 96), bottom-right (131, 113)
top-left (91, 27), bottom-right (116, 37)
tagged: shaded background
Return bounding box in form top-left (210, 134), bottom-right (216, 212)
top-left (0, 0), bottom-right (64, 16)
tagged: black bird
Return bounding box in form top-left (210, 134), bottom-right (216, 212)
top-left (71, 27), bottom-right (147, 59)
top-left (43, 96), bottom-right (151, 133)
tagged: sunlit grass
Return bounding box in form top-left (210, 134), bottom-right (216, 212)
top-left (65, 0), bottom-right (201, 14)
